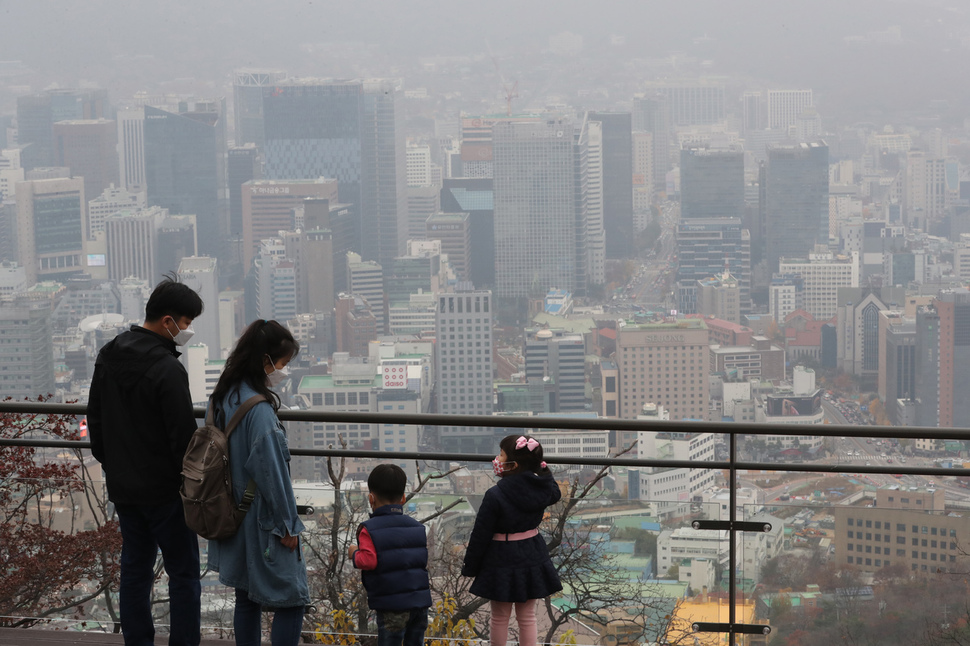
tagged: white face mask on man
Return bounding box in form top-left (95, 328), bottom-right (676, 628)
top-left (168, 319), bottom-right (195, 346)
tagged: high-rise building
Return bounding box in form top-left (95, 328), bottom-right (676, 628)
top-left (261, 79), bottom-right (406, 268)
top-left (156, 214), bottom-right (197, 277)
top-left (52, 120), bottom-right (118, 219)
top-left (696, 273), bottom-right (742, 324)
top-left (675, 219), bottom-right (750, 313)
top-left (929, 290), bottom-right (970, 428)
top-left (15, 176), bottom-right (86, 285)
top-left (764, 142), bottom-right (829, 273)
top-left (741, 91), bottom-right (764, 135)
top-left (232, 69), bottom-right (287, 148)
top-left (385, 241), bottom-right (444, 311)
top-left (117, 108), bottom-right (146, 193)
top-left (493, 118), bottom-right (585, 303)
top-left (588, 112), bottom-right (634, 259)
top-left (88, 185), bottom-right (147, 238)
top-left (334, 294), bottom-right (378, 357)
top-left (632, 131), bottom-right (654, 217)
top-left (616, 318), bottom-right (710, 420)
top-left (633, 93), bottom-right (671, 191)
top-left (645, 82), bottom-right (725, 127)
top-left (253, 238), bottom-right (297, 323)
top-left (836, 287), bottom-right (905, 379)
top-left (878, 310), bottom-right (916, 425)
top-left (426, 212), bottom-right (470, 282)
top-left (779, 251), bottom-right (859, 320)
top-left (361, 79), bottom-right (408, 267)
top-left (904, 151), bottom-right (949, 228)
top-left (16, 89), bottom-right (108, 170)
top-left (579, 117), bottom-right (605, 285)
top-left (680, 146), bottom-right (744, 220)
top-left (441, 178), bottom-right (493, 288)
top-left (0, 148), bottom-right (25, 201)
top-left (178, 256), bottom-right (220, 360)
top-left (407, 185), bottom-right (439, 242)
top-left (458, 114), bottom-right (543, 179)
top-left (240, 178), bottom-right (338, 269)
top-left (0, 293), bottom-right (54, 398)
top-left (347, 251), bottom-right (384, 333)
top-left (143, 104), bottom-right (223, 258)
top-left (406, 143), bottom-right (433, 186)
top-left (767, 89), bottom-right (813, 131)
top-left (104, 206), bottom-right (167, 282)
top-left (914, 305), bottom-right (940, 427)
top-left (435, 288), bottom-right (494, 451)
top-left (227, 145), bottom-right (261, 238)
top-left (524, 328), bottom-right (586, 412)
top-left (303, 198), bottom-right (357, 295)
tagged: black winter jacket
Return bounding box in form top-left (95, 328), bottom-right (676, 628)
top-left (87, 326), bottom-right (198, 505)
top-left (461, 470), bottom-right (563, 601)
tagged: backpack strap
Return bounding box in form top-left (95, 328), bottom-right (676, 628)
top-left (223, 394), bottom-right (266, 513)
top-left (224, 394), bottom-right (267, 437)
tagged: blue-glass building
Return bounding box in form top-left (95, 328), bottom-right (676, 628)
top-left (764, 141), bottom-right (829, 272)
top-left (261, 79), bottom-right (406, 268)
top-left (143, 105), bottom-right (221, 257)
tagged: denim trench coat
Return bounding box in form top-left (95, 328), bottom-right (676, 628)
top-left (206, 382), bottom-right (310, 608)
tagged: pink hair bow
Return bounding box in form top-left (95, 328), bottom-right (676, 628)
top-left (516, 436), bottom-right (539, 451)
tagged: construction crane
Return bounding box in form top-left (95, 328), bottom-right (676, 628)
top-left (486, 39), bottom-right (519, 116)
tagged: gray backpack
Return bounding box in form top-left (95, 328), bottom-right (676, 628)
top-left (180, 395), bottom-right (264, 540)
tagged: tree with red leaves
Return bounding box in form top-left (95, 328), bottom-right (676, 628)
top-left (0, 396), bottom-right (122, 628)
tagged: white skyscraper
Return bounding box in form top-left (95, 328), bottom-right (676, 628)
top-left (767, 89), bottom-right (813, 131)
top-left (435, 288), bottom-right (494, 452)
top-left (581, 116), bottom-right (606, 285)
top-left (178, 256), bottom-right (220, 360)
top-left (89, 185), bottom-right (148, 238)
top-left (406, 143), bottom-right (433, 187)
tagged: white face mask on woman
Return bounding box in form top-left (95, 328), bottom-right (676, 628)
top-left (265, 359), bottom-right (291, 388)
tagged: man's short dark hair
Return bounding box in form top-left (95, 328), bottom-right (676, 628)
top-left (368, 464), bottom-right (407, 503)
top-left (145, 271), bottom-right (204, 322)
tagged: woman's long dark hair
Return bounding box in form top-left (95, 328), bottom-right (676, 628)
top-left (210, 319), bottom-right (299, 413)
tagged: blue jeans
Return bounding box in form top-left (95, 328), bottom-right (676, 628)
top-left (115, 499), bottom-right (201, 646)
top-left (233, 588), bottom-right (306, 646)
top-left (376, 608), bottom-right (428, 646)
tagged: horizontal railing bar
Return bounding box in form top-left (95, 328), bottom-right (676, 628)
top-left (3, 437), bottom-right (968, 478)
top-left (1, 401), bottom-right (966, 440)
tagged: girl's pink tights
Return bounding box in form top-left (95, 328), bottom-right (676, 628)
top-left (490, 599), bottom-right (538, 646)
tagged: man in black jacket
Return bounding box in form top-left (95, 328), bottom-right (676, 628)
top-left (88, 273), bottom-right (204, 646)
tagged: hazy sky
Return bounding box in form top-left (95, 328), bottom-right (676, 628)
top-left (2, 0), bottom-right (968, 122)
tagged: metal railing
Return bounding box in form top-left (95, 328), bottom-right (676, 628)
top-left (2, 400), bottom-right (969, 645)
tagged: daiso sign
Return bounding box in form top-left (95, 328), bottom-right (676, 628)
top-left (382, 362), bottom-right (408, 390)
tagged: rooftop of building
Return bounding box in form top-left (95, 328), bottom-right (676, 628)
top-left (244, 177), bottom-right (336, 186)
top-left (621, 317), bottom-right (708, 331)
top-left (426, 212), bottom-right (468, 222)
top-left (298, 374), bottom-right (383, 390)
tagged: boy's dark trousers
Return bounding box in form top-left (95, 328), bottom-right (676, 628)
top-left (375, 608), bottom-right (428, 646)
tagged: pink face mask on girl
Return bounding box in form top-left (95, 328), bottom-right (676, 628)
top-left (492, 456), bottom-right (516, 476)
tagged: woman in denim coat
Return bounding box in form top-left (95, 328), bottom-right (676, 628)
top-left (207, 320), bottom-right (309, 645)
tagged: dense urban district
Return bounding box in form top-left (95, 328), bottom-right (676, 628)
top-left (4, 11), bottom-right (970, 646)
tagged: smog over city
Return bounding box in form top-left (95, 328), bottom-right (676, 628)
top-left (3, 1), bottom-right (970, 645)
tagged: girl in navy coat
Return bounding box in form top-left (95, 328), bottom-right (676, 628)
top-left (462, 435), bottom-right (563, 646)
